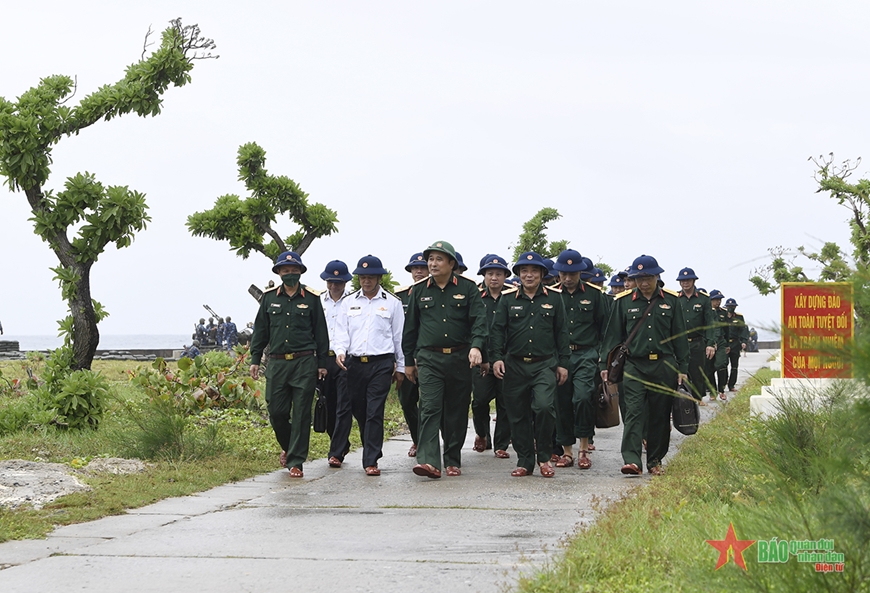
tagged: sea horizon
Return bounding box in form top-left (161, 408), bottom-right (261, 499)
top-left (1, 335), bottom-right (192, 351)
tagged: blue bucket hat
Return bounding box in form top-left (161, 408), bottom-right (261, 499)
top-left (627, 254), bottom-right (664, 278)
top-left (676, 267), bottom-right (698, 282)
top-left (353, 254), bottom-right (389, 276)
top-left (455, 251), bottom-right (468, 274)
top-left (589, 268), bottom-right (607, 284)
top-left (543, 258), bottom-right (557, 281)
top-left (709, 289), bottom-right (725, 300)
top-left (512, 251), bottom-right (548, 275)
top-left (725, 298), bottom-right (738, 307)
top-left (478, 254), bottom-right (511, 275)
top-left (272, 250), bottom-right (307, 274)
top-left (320, 260), bottom-right (352, 282)
top-left (608, 274), bottom-right (624, 287)
top-left (553, 249), bottom-right (588, 273)
top-left (404, 252), bottom-right (428, 272)
top-left (579, 257), bottom-right (596, 280)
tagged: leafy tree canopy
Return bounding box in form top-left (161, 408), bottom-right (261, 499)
top-left (187, 142), bottom-right (338, 261)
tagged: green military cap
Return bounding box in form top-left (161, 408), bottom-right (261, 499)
top-left (423, 240), bottom-right (457, 262)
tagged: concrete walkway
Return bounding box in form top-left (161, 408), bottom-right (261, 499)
top-left (0, 351), bottom-right (773, 593)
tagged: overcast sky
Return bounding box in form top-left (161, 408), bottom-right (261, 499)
top-left (1, 1), bottom-right (867, 342)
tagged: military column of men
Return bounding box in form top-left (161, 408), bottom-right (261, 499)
top-left (249, 243), bottom-right (750, 479)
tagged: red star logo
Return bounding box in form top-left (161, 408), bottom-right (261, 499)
top-left (706, 523), bottom-right (756, 570)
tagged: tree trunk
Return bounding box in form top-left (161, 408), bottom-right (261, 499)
top-left (70, 261), bottom-right (99, 370)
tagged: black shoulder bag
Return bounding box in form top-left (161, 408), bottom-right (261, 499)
top-left (312, 379), bottom-right (328, 433)
top-left (605, 295), bottom-right (658, 384)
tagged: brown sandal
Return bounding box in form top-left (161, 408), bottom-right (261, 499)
top-left (511, 467), bottom-right (531, 477)
top-left (577, 452), bottom-right (591, 470)
top-left (365, 466), bottom-right (380, 476)
top-left (538, 462), bottom-right (555, 478)
top-left (288, 466), bottom-right (303, 478)
top-left (555, 455), bottom-right (573, 468)
top-left (494, 449), bottom-right (510, 459)
top-left (446, 466), bottom-right (461, 477)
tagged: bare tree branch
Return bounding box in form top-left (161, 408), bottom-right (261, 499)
top-left (141, 24), bottom-right (154, 61)
top-left (57, 75), bottom-right (78, 105)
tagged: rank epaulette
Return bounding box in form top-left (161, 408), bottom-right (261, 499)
top-left (395, 276), bottom-right (430, 294)
top-left (305, 285), bottom-right (323, 297)
top-left (263, 284), bottom-right (280, 293)
top-left (663, 287), bottom-right (679, 297)
top-left (584, 281), bottom-right (606, 293)
top-left (546, 285), bottom-right (562, 294)
top-left (614, 289), bottom-right (634, 300)
top-left (699, 290), bottom-right (709, 297)
top-left (502, 286), bottom-right (520, 295)
top-left (549, 281), bottom-right (563, 290)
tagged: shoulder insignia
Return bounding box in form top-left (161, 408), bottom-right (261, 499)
top-left (699, 290), bottom-right (709, 297)
top-left (584, 281), bottom-right (605, 293)
top-left (409, 276), bottom-right (430, 287)
top-left (547, 286), bottom-right (562, 293)
top-left (614, 290), bottom-right (634, 299)
top-left (394, 286), bottom-right (410, 294)
top-left (263, 284), bottom-right (280, 293)
top-left (502, 286), bottom-right (519, 295)
top-left (304, 285), bottom-right (323, 297)
top-left (550, 281), bottom-right (563, 290)
top-left (663, 288), bottom-right (679, 297)
top-left (457, 274), bottom-right (478, 285)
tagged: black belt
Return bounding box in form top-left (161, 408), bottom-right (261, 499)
top-left (630, 352), bottom-right (664, 361)
top-left (423, 344), bottom-right (469, 354)
top-left (569, 344), bottom-right (587, 351)
top-left (269, 350), bottom-right (314, 360)
top-left (687, 337), bottom-right (703, 342)
top-left (511, 354), bottom-right (551, 364)
top-left (348, 353), bottom-right (394, 363)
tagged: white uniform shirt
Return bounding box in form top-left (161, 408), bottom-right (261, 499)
top-left (321, 289), bottom-right (348, 351)
top-left (333, 289), bottom-right (406, 373)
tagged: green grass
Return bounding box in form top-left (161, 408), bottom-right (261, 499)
top-left (517, 368), bottom-right (870, 593)
top-left (0, 360), bottom-right (407, 542)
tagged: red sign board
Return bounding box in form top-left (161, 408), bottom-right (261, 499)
top-left (781, 282), bottom-right (853, 379)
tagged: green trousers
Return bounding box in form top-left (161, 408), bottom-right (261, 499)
top-left (685, 340), bottom-right (706, 400)
top-left (471, 368), bottom-right (510, 451)
top-left (416, 348), bottom-right (472, 470)
top-left (621, 357), bottom-right (677, 471)
top-left (398, 376), bottom-right (419, 445)
top-left (502, 357), bottom-right (557, 472)
top-left (265, 355), bottom-right (317, 470)
top-left (555, 347), bottom-right (598, 444)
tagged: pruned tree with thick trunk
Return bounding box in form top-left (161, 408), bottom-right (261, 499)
top-left (0, 19), bottom-right (217, 371)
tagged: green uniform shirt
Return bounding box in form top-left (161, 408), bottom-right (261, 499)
top-left (250, 284), bottom-right (330, 367)
top-left (726, 312), bottom-right (750, 345)
top-left (600, 287), bottom-right (690, 374)
top-left (559, 282), bottom-right (607, 351)
top-left (713, 306), bottom-right (729, 349)
top-left (402, 273), bottom-right (488, 362)
top-left (479, 288), bottom-right (505, 364)
top-left (490, 284), bottom-right (571, 368)
top-left (677, 290), bottom-right (716, 347)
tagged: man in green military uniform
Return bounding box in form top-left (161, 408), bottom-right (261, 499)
top-left (551, 249), bottom-right (606, 470)
top-left (403, 241), bottom-right (487, 479)
top-left (706, 289), bottom-right (729, 401)
top-left (394, 252), bottom-right (430, 457)
top-left (675, 268), bottom-right (716, 405)
top-left (471, 254), bottom-right (512, 458)
top-left (250, 251), bottom-right (329, 478)
top-left (601, 255), bottom-right (689, 476)
top-left (724, 297), bottom-right (750, 391)
top-left (491, 251), bottom-right (570, 478)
